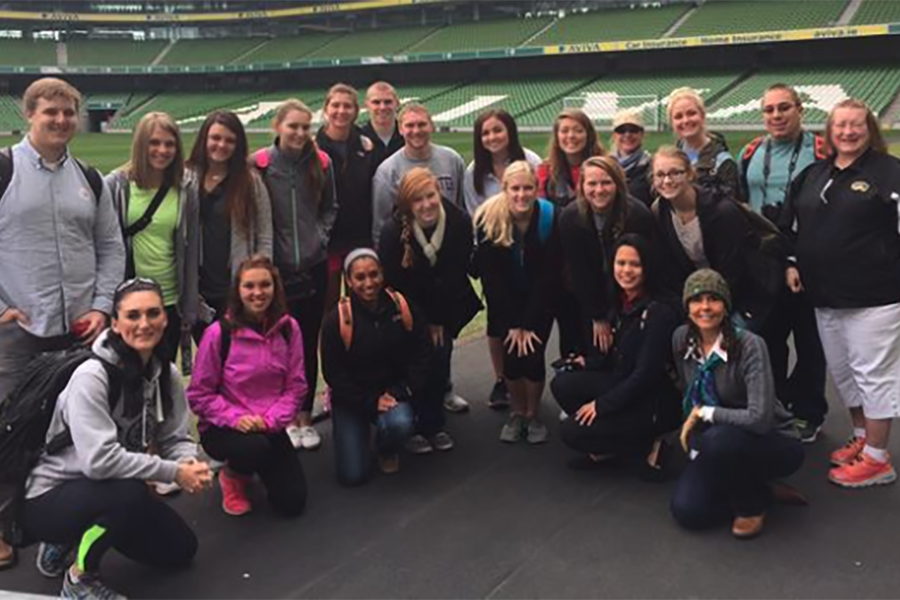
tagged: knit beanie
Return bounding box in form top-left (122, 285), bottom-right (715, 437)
top-left (683, 269), bottom-right (732, 312)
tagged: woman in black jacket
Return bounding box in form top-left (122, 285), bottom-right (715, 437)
top-left (651, 146), bottom-right (771, 329)
top-left (552, 234), bottom-right (680, 471)
top-left (320, 249), bottom-right (431, 486)
top-left (316, 83), bottom-right (378, 310)
top-left (381, 168), bottom-right (482, 454)
top-left (560, 156), bottom-right (655, 358)
top-left (474, 161), bottom-right (561, 445)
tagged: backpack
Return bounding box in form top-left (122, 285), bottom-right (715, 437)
top-left (337, 288), bottom-right (412, 350)
top-left (0, 147), bottom-right (103, 206)
top-left (218, 318), bottom-right (292, 367)
top-left (0, 349), bottom-right (120, 546)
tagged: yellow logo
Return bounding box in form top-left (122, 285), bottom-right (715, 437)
top-left (851, 181), bottom-right (870, 193)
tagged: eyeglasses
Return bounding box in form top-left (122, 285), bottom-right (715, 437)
top-left (615, 125), bottom-right (643, 135)
top-left (115, 277), bottom-right (161, 294)
top-left (653, 169), bottom-right (687, 182)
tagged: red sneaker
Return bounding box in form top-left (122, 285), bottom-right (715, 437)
top-left (219, 469), bottom-right (252, 516)
top-left (829, 436), bottom-right (865, 466)
top-left (829, 453), bottom-right (897, 488)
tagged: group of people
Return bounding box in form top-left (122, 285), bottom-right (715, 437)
top-left (0, 74), bottom-right (898, 599)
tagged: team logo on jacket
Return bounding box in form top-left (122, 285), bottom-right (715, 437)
top-left (79, 187), bottom-right (93, 201)
top-left (850, 181), bottom-right (870, 193)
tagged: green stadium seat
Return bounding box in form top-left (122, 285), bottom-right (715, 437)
top-left (0, 40), bottom-right (57, 67)
top-left (851, 0), bottom-right (900, 25)
top-left (675, 0), bottom-right (847, 37)
top-left (407, 17), bottom-right (553, 53)
top-left (67, 40), bottom-right (167, 66)
top-left (531, 5), bottom-right (689, 46)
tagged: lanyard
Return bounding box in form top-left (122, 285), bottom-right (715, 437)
top-left (761, 133), bottom-right (804, 205)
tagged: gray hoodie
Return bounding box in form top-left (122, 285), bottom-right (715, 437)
top-left (26, 330), bottom-right (198, 499)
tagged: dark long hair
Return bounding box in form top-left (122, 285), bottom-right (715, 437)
top-left (105, 279), bottom-right (173, 419)
top-left (187, 111), bottom-right (256, 238)
top-left (226, 255), bottom-right (288, 331)
top-left (472, 109), bottom-right (526, 197)
top-left (610, 233), bottom-right (659, 312)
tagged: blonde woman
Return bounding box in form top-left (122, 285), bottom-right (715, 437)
top-left (106, 111), bottom-right (197, 364)
top-left (474, 161), bottom-right (561, 444)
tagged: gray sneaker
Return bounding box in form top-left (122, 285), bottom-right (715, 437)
top-left (443, 393), bottom-right (470, 413)
top-left (527, 419), bottom-right (549, 444)
top-left (499, 414), bottom-right (526, 443)
top-left (61, 569), bottom-right (127, 599)
top-left (431, 431), bottom-right (454, 451)
top-left (36, 542), bottom-right (72, 578)
top-left (405, 434), bottom-right (434, 455)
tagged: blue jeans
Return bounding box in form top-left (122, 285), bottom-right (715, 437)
top-left (331, 400), bottom-right (415, 487)
top-left (670, 425), bottom-right (804, 530)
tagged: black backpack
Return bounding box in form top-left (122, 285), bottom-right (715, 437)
top-left (0, 147), bottom-right (103, 205)
top-left (0, 349), bottom-right (120, 546)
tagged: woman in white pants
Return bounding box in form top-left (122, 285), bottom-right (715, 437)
top-left (781, 98), bottom-right (900, 488)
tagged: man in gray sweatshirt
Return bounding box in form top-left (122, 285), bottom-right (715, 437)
top-left (371, 102), bottom-right (466, 248)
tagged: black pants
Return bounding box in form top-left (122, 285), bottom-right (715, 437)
top-left (22, 479), bottom-right (197, 572)
top-left (759, 288), bottom-right (828, 426)
top-left (200, 426), bottom-right (307, 517)
top-left (160, 305), bottom-right (182, 366)
top-left (502, 315), bottom-right (554, 382)
top-left (555, 290), bottom-right (584, 359)
top-left (552, 370), bottom-right (655, 457)
top-left (414, 339), bottom-right (449, 437)
top-left (670, 425), bottom-right (804, 529)
top-left (287, 262), bottom-right (328, 414)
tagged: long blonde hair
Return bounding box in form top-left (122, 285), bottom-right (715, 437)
top-left (474, 160), bottom-right (536, 248)
top-left (126, 111), bottom-right (184, 189)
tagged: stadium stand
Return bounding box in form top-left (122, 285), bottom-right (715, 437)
top-left (406, 17), bottom-right (553, 53)
top-left (0, 39), bottom-right (58, 67)
top-left (303, 26), bottom-right (439, 59)
top-left (0, 94), bottom-right (25, 132)
top-left (67, 40), bottom-right (167, 66)
top-left (113, 91), bottom-right (266, 129)
top-left (707, 66), bottom-right (900, 125)
top-left (159, 38), bottom-right (265, 66)
top-left (851, 0), bottom-right (900, 25)
top-left (232, 33), bottom-right (343, 64)
top-left (530, 4), bottom-right (688, 46)
top-left (675, 0), bottom-right (848, 36)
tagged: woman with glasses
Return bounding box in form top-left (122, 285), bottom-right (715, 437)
top-left (256, 99), bottom-right (337, 452)
top-left (188, 255), bottom-right (307, 517)
top-left (651, 146), bottom-right (769, 328)
top-left (667, 87), bottom-right (739, 197)
top-left (107, 112), bottom-right (196, 364)
top-left (21, 278), bottom-right (212, 599)
top-left (780, 99), bottom-right (900, 488)
top-left (185, 111), bottom-right (273, 341)
top-left (610, 111), bottom-right (653, 206)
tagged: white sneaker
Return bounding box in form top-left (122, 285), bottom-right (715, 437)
top-left (152, 481), bottom-right (181, 496)
top-left (559, 410), bottom-right (569, 422)
top-left (443, 392), bottom-right (470, 413)
top-left (287, 425), bottom-right (321, 450)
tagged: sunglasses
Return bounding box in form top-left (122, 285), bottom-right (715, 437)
top-left (115, 277), bottom-right (162, 295)
top-left (615, 125), bottom-right (644, 135)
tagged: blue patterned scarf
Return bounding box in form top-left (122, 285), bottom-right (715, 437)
top-left (682, 342), bottom-right (724, 416)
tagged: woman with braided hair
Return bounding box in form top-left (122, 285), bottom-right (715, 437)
top-left (380, 168), bottom-right (482, 454)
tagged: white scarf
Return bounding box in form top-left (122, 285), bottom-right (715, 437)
top-left (413, 204), bottom-right (446, 267)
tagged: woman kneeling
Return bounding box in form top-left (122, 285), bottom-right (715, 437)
top-left (671, 269), bottom-right (804, 539)
top-left (188, 255), bottom-right (308, 517)
top-left (22, 279), bottom-right (212, 599)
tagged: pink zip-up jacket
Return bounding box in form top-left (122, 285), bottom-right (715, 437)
top-left (187, 314), bottom-right (306, 432)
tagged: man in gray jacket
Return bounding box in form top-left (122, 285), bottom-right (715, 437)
top-left (371, 102), bottom-right (466, 248)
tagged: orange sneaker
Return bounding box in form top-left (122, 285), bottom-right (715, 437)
top-left (829, 436), bottom-right (865, 466)
top-left (829, 453), bottom-right (897, 488)
top-left (219, 469), bottom-right (252, 515)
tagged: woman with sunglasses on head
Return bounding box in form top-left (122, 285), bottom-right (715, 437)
top-left (463, 109), bottom-right (541, 408)
top-left (256, 99), bottom-right (337, 452)
top-left (188, 255), bottom-right (307, 517)
top-left (185, 110), bottom-right (273, 340)
top-left (474, 161), bottom-right (561, 444)
top-left (552, 234), bottom-right (679, 471)
top-left (321, 249), bottom-right (430, 485)
top-left (559, 156), bottom-right (655, 360)
top-left (107, 112), bottom-right (197, 364)
top-left (651, 146), bottom-right (772, 330)
top-left (380, 168), bottom-right (482, 454)
top-left (780, 99), bottom-right (900, 488)
top-left (672, 269), bottom-right (803, 540)
top-left (667, 87), bottom-right (740, 198)
top-left (21, 278), bottom-right (212, 600)
top-left (610, 110), bottom-right (654, 207)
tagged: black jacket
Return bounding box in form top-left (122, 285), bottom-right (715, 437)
top-left (654, 187), bottom-right (769, 321)
top-left (587, 296), bottom-right (680, 421)
top-left (781, 149), bottom-right (900, 309)
top-left (559, 197), bottom-right (655, 323)
top-left (360, 120), bottom-right (405, 168)
top-left (316, 126), bottom-right (377, 252)
top-left (679, 132), bottom-right (740, 200)
top-left (474, 202), bottom-right (562, 333)
top-left (621, 151), bottom-right (654, 207)
top-left (321, 291), bottom-right (432, 418)
top-left (380, 198), bottom-right (483, 338)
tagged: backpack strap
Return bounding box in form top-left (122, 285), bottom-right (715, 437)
top-left (219, 319), bottom-right (233, 368)
top-left (385, 288), bottom-right (413, 332)
top-left (253, 148), bottom-right (272, 173)
top-left (536, 198), bottom-right (554, 244)
top-left (813, 133), bottom-right (827, 160)
top-left (0, 147), bottom-right (12, 203)
top-left (75, 159), bottom-right (103, 205)
top-left (316, 148), bottom-right (331, 170)
top-left (337, 297), bottom-right (353, 350)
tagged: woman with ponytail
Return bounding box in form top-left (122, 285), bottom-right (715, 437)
top-left (380, 168), bottom-right (482, 454)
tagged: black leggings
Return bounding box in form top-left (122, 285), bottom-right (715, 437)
top-left (22, 479), bottom-right (197, 573)
top-left (200, 426), bottom-right (307, 517)
top-left (287, 262), bottom-right (328, 414)
top-left (501, 316), bottom-right (554, 382)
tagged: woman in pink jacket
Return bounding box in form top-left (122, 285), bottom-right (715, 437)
top-left (188, 255), bottom-right (307, 517)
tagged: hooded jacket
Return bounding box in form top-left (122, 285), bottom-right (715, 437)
top-left (26, 330), bottom-right (197, 499)
top-left (678, 132), bottom-right (740, 200)
top-left (187, 314), bottom-right (306, 433)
